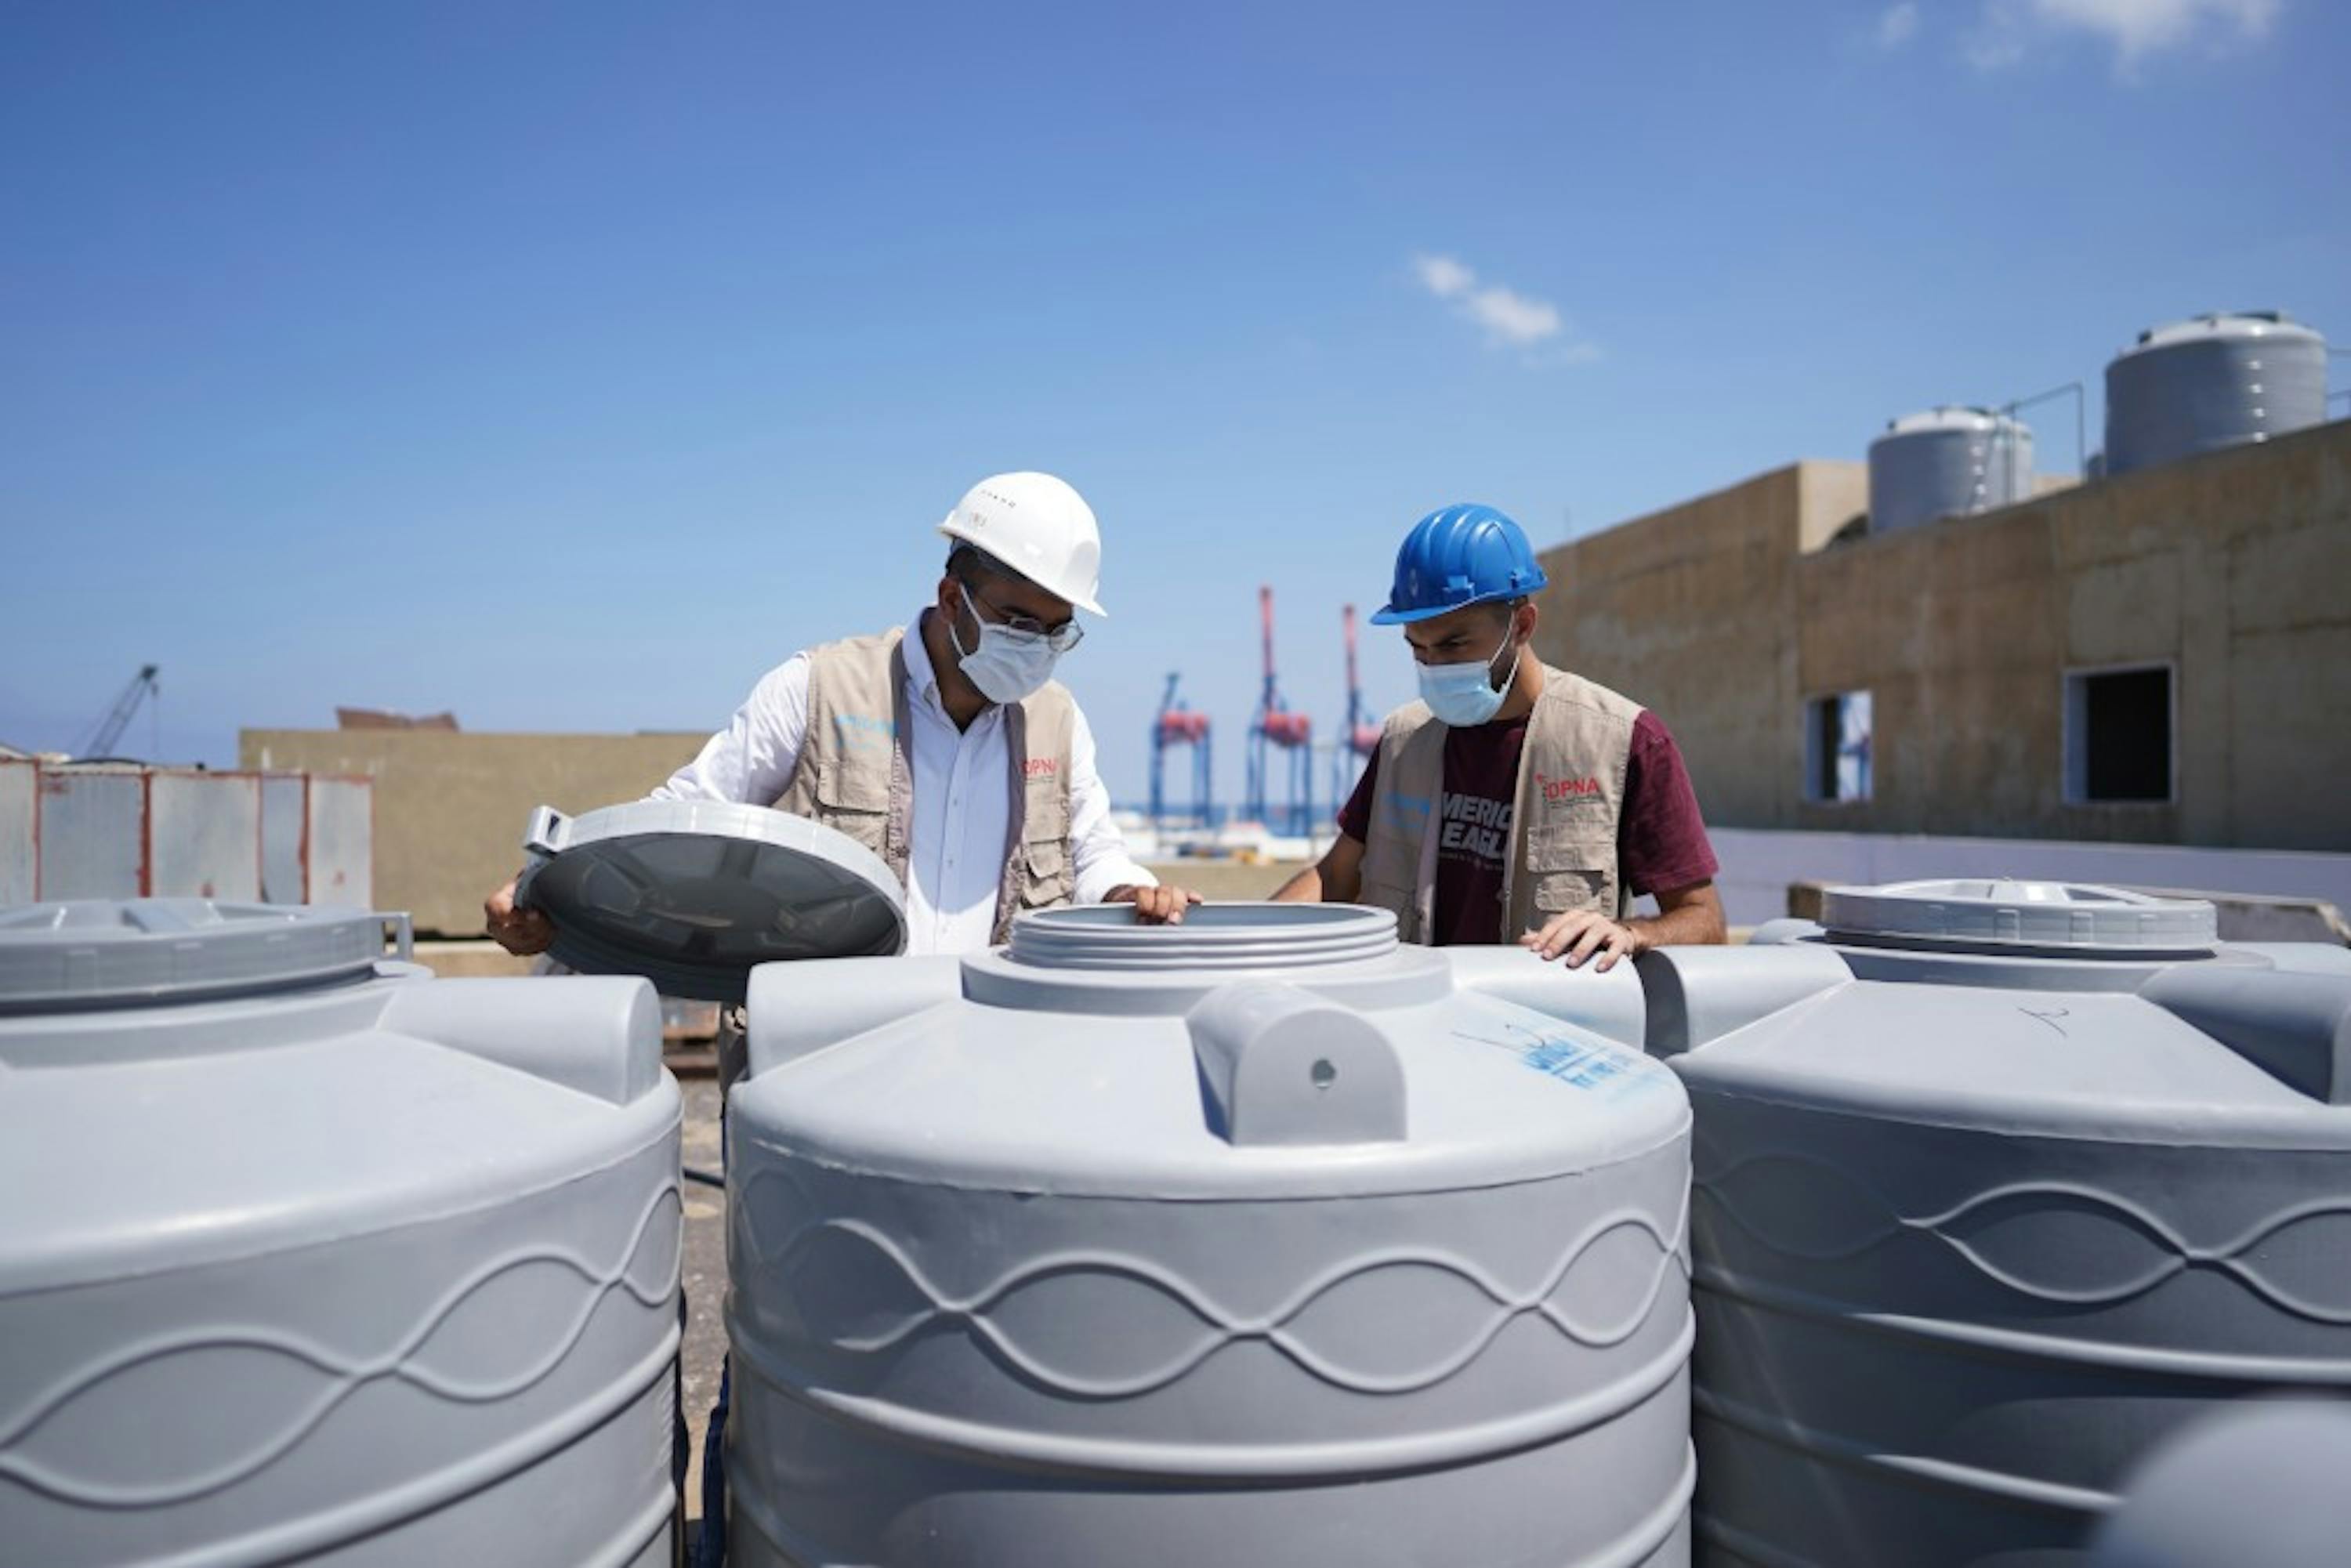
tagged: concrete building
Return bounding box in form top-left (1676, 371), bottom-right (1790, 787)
top-left (1533, 418), bottom-right (2351, 853)
top-left (241, 729), bottom-right (704, 936)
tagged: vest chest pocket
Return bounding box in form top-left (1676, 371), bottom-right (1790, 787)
top-left (1018, 787), bottom-right (1074, 909)
top-left (1524, 824), bottom-right (1617, 918)
top-left (1531, 868), bottom-right (1614, 918)
top-left (813, 761), bottom-right (891, 857)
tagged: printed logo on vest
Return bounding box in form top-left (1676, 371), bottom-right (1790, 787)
top-left (832, 712), bottom-right (896, 751)
top-left (1023, 758), bottom-right (1060, 778)
top-left (1534, 771), bottom-right (1605, 807)
top-left (1384, 790), bottom-right (1433, 823)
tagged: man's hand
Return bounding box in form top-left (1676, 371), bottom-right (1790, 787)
top-left (1520, 909), bottom-right (1643, 972)
top-left (1106, 883), bottom-right (1205, 925)
top-left (1520, 882), bottom-right (1724, 971)
top-left (484, 875), bottom-right (556, 956)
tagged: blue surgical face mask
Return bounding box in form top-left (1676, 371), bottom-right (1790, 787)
top-left (951, 584), bottom-right (1063, 704)
top-left (1417, 631), bottom-right (1522, 727)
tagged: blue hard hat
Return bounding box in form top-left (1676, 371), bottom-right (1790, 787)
top-left (1368, 503), bottom-right (1549, 625)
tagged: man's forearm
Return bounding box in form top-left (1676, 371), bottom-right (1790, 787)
top-left (1271, 865), bottom-right (1324, 903)
top-left (1629, 899), bottom-right (1726, 949)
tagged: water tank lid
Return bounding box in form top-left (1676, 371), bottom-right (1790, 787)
top-left (0, 899), bottom-right (397, 1012)
top-left (2124, 310), bottom-right (2325, 354)
top-left (1820, 878), bottom-right (2218, 953)
top-left (516, 798), bottom-right (907, 1002)
top-left (1007, 901), bottom-right (1400, 971)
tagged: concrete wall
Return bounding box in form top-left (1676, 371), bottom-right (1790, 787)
top-left (1538, 420), bottom-right (2351, 853)
top-left (0, 758), bottom-right (35, 906)
top-left (1533, 460), bottom-right (1866, 834)
top-left (241, 730), bottom-right (704, 936)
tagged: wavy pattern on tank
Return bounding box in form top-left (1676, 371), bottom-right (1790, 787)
top-left (1694, 1148), bottom-right (2351, 1320)
top-left (0, 1183), bottom-right (682, 1508)
top-left (737, 1162), bottom-right (1690, 1399)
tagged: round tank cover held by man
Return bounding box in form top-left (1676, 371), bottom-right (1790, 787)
top-left (516, 798), bottom-right (908, 1001)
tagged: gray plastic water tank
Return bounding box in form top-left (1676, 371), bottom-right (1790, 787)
top-left (0, 900), bottom-right (683, 1567)
top-left (1867, 407), bottom-right (2035, 533)
top-left (2104, 311), bottom-right (2328, 477)
top-left (2088, 1400), bottom-right (2351, 1568)
top-left (726, 904), bottom-right (1692, 1567)
top-left (1636, 879), bottom-right (2351, 1565)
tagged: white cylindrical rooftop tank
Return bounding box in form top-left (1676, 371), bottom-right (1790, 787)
top-left (1867, 406), bottom-right (2035, 534)
top-left (1638, 880), bottom-right (2351, 1565)
top-left (2104, 311), bottom-right (2328, 477)
top-left (0, 900), bottom-right (683, 1566)
top-left (725, 904), bottom-right (1692, 1567)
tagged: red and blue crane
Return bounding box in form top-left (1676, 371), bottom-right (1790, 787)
top-left (1244, 585), bottom-right (1314, 838)
top-left (1334, 604), bottom-right (1380, 805)
top-left (1147, 673), bottom-right (1213, 831)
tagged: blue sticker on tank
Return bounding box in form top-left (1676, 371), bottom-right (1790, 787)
top-left (1520, 1035), bottom-right (1632, 1090)
top-left (1454, 1019), bottom-right (1665, 1098)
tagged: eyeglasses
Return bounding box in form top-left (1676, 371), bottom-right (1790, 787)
top-left (963, 582), bottom-right (1086, 654)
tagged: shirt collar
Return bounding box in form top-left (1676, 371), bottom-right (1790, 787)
top-left (902, 608), bottom-right (950, 714)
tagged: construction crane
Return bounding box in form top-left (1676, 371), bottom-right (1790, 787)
top-left (1244, 586), bottom-right (1314, 839)
top-left (1333, 604), bottom-right (1381, 806)
top-left (1147, 673), bottom-right (1214, 832)
top-left (77, 664), bottom-right (160, 759)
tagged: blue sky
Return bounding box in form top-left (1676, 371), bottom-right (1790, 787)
top-left (4, 0), bottom-right (2343, 813)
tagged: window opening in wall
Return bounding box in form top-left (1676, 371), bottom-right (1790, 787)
top-left (1805, 691), bottom-right (1872, 803)
top-left (2066, 664), bottom-right (2172, 803)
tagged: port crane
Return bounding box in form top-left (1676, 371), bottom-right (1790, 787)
top-left (77, 664), bottom-right (161, 759)
top-left (1334, 604), bottom-right (1380, 805)
top-left (1244, 587), bottom-right (1314, 838)
top-left (1148, 673), bottom-right (1214, 831)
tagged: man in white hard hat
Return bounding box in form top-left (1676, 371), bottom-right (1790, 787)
top-left (484, 471), bottom-right (1197, 958)
top-left (483, 472), bottom-right (1197, 1568)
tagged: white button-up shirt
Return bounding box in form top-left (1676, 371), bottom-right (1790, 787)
top-left (650, 611), bottom-right (1155, 954)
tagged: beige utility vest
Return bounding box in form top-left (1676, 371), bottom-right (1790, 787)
top-left (770, 627), bottom-right (1079, 943)
top-left (1358, 664), bottom-right (1643, 944)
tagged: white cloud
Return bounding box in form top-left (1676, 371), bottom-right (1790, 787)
top-left (1410, 253), bottom-right (1592, 358)
top-left (1462, 283), bottom-right (1563, 346)
top-left (1968, 0), bottom-right (2280, 71)
top-left (1413, 255), bottom-right (1476, 299)
top-left (1878, 2), bottom-right (1923, 47)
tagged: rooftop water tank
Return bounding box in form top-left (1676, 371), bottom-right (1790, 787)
top-left (1867, 407), bottom-right (2035, 534)
top-left (2104, 311), bottom-right (2328, 477)
top-left (0, 900), bottom-right (683, 1566)
top-left (725, 904), bottom-right (1691, 1567)
top-left (1636, 880), bottom-right (2351, 1565)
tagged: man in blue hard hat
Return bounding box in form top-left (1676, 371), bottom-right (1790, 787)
top-left (1275, 503), bottom-right (1726, 969)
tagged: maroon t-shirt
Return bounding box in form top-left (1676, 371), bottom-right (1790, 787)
top-left (1336, 708), bottom-right (1719, 946)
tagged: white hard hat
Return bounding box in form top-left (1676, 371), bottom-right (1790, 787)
top-left (937, 472), bottom-right (1107, 617)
